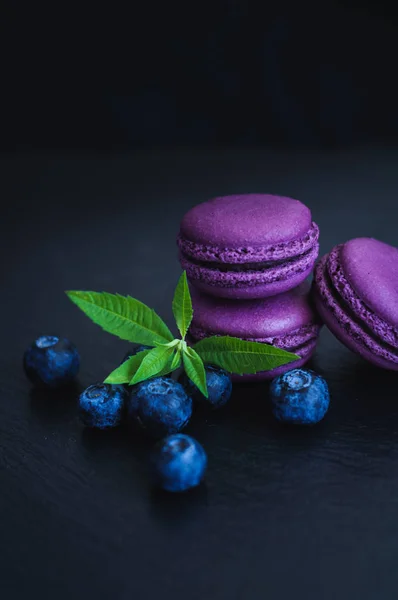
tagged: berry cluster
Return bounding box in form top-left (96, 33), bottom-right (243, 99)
top-left (23, 336), bottom-right (330, 493)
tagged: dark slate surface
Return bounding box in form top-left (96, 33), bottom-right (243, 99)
top-left (2, 148), bottom-right (398, 600)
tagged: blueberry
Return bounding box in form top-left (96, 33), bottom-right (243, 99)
top-left (120, 345), bottom-right (151, 366)
top-left (179, 365), bottom-right (232, 409)
top-left (127, 377), bottom-right (192, 438)
top-left (79, 383), bottom-right (127, 429)
top-left (23, 335), bottom-right (80, 387)
top-left (269, 369), bottom-right (330, 425)
top-left (150, 434), bottom-right (207, 492)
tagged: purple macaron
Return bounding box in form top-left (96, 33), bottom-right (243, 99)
top-left (312, 237), bottom-right (398, 370)
top-left (188, 283), bottom-right (321, 380)
top-left (177, 194), bottom-right (319, 299)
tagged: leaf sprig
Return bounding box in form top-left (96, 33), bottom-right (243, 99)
top-left (66, 271), bottom-right (299, 397)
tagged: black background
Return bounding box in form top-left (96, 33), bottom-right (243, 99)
top-left (2, 0), bottom-right (398, 151)
top-left (2, 1), bottom-right (398, 598)
top-left (2, 149), bottom-right (398, 599)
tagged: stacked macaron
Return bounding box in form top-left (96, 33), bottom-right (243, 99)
top-left (178, 194), bottom-right (322, 379)
top-left (178, 194), bottom-right (319, 299)
top-left (179, 194), bottom-right (398, 375)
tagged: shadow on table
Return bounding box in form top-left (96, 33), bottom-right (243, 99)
top-left (311, 348), bottom-right (398, 426)
top-left (29, 381), bottom-right (81, 424)
top-left (80, 421), bottom-right (154, 456)
top-left (149, 483), bottom-right (208, 528)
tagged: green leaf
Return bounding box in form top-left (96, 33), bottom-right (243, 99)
top-left (66, 291), bottom-right (173, 345)
top-left (182, 345), bottom-right (208, 398)
top-left (172, 271), bottom-right (193, 339)
top-left (156, 346), bottom-right (182, 378)
top-left (170, 346), bottom-right (182, 370)
top-left (130, 345), bottom-right (175, 385)
top-left (104, 349), bottom-right (151, 384)
top-left (193, 336), bottom-right (299, 375)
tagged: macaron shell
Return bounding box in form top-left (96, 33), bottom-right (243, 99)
top-left (180, 194), bottom-right (312, 247)
top-left (340, 237), bottom-right (398, 328)
top-left (327, 245), bottom-right (398, 348)
top-left (189, 284), bottom-right (321, 379)
top-left (186, 267), bottom-right (315, 299)
top-left (190, 282), bottom-right (317, 338)
top-left (178, 221), bottom-right (319, 265)
top-left (313, 254), bottom-right (398, 370)
top-left (313, 286), bottom-right (398, 370)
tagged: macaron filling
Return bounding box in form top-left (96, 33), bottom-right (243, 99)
top-left (180, 242), bottom-right (319, 289)
top-left (179, 246), bottom-right (317, 273)
top-left (314, 252), bottom-right (398, 364)
top-left (177, 222), bottom-right (319, 265)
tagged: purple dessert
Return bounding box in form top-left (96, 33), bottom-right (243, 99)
top-left (312, 237), bottom-right (398, 370)
top-left (177, 194), bottom-right (319, 299)
top-left (189, 283), bottom-right (321, 380)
